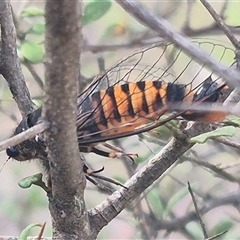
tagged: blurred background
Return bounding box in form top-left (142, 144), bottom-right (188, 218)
top-left (0, 1), bottom-right (240, 239)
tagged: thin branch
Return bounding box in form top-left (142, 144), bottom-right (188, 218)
top-left (88, 122), bottom-right (214, 235)
top-left (82, 24), bottom-right (240, 54)
top-left (88, 137), bottom-right (240, 233)
top-left (115, 0), bottom-right (240, 88)
top-left (0, 0), bottom-right (34, 116)
top-left (189, 157), bottom-right (240, 184)
top-left (223, 88), bottom-right (240, 107)
top-left (0, 121), bottom-right (49, 152)
top-left (215, 137), bottom-right (240, 151)
top-left (112, 188), bottom-right (237, 235)
top-left (158, 192), bottom-right (240, 231)
top-left (200, 0), bottom-right (240, 49)
top-left (188, 182), bottom-right (208, 238)
top-left (205, 231), bottom-right (228, 240)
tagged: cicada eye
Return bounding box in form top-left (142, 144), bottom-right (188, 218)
top-left (6, 146), bottom-right (20, 158)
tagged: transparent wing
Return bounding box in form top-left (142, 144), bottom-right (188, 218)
top-left (89, 41), bottom-right (234, 89)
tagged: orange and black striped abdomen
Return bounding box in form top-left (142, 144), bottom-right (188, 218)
top-left (77, 80), bottom-right (196, 138)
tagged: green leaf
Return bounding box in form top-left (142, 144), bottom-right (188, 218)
top-left (18, 173), bottom-right (43, 188)
top-left (18, 223), bottom-right (42, 240)
top-left (83, 0), bottom-right (112, 25)
top-left (20, 40), bottom-right (44, 64)
top-left (148, 189), bottom-right (165, 216)
top-left (227, 118), bottom-right (240, 127)
top-left (189, 126), bottom-right (236, 144)
top-left (18, 173), bottom-right (48, 192)
top-left (29, 22), bottom-right (45, 35)
top-left (21, 7), bottom-right (44, 17)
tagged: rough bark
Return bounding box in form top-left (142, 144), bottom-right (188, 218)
top-left (0, 0), bottom-right (34, 116)
top-left (44, 1), bottom-right (90, 239)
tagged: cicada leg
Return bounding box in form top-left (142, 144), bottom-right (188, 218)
top-left (83, 164), bottom-right (128, 190)
top-left (80, 144), bottom-right (137, 164)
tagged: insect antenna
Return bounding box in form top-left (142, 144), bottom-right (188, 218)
top-left (0, 157), bottom-right (10, 175)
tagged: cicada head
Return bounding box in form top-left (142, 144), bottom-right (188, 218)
top-left (6, 108), bottom-right (48, 165)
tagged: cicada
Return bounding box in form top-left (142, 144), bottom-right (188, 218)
top-left (6, 41), bottom-right (234, 186)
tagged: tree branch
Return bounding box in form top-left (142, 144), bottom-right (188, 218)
top-left (44, 1), bottom-right (89, 239)
top-left (88, 122), bottom-right (214, 235)
top-left (0, 0), bottom-right (34, 116)
top-left (200, 0), bottom-right (240, 48)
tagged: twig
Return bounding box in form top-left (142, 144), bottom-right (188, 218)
top-left (0, 121), bottom-right (49, 152)
top-left (37, 222), bottom-right (46, 240)
top-left (215, 137), bottom-right (240, 151)
top-left (188, 157), bottom-right (240, 184)
top-left (0, 0), bottom-right (34, 116)
top-left (159, 192), bottom-right (240, 231)
top-left (188, 181), bottom-right (208, 238)
top-left (200, 0), bottom-right (240, 49)
top-left (205, 230), bottom-right (228, 240)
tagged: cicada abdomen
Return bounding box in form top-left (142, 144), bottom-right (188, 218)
top-left (76, 78), bottom-right (227, 144)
